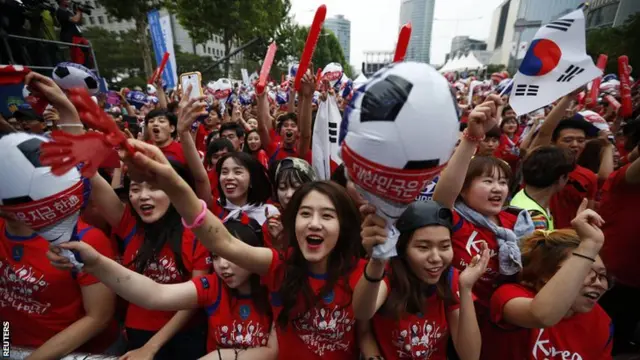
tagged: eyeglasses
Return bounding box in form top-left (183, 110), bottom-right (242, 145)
top-left (586, 269), bottom-right (615, 290)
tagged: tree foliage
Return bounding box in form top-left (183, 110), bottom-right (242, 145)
top-left (96, 0), bottom-right (166, 77)
top-left (170, 0), bottom-right (291, 76)
top-left (84, 27), bottom-right (146, 87)
top-left (586, 13), bottom-right (640, 76)
top-left (291, 27), bottom-right (352, 79)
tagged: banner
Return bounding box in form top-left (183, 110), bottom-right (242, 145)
top-left (148, 10), bottom-right (177, 89)
top-left (509, 10), bottom-right (601, 116)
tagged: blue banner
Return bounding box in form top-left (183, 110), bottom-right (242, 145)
top-left (147, 10), bottom-right (176, 89)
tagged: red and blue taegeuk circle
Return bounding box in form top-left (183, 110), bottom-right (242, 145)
top-left (519, 39), bottom-right (562, 76)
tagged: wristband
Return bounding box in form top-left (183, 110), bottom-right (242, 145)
top-left (572, 252), bottom-right (596, 263)
top-left (181, 199), bottom-right (207, 229)
top-left (462, 128), bottom-right (486, 143)
top-left (364, 262), bottom-right (386, 283)
top-left (56, 123), bottom-right (85, 128)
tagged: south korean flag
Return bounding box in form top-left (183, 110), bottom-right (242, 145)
top-left (509, 9), bottom-right (602, 116)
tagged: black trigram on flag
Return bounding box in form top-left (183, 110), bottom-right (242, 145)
top-left (514, 84), bottom-right (539, 97)
top-left (329, 122), bottom-right (338, 144)
top-left (557, 65), bottom-right (585, 82)
top-left (545, 19), bottom-right (575, 32)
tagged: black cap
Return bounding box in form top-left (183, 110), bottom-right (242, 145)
top-left (12, 109), bottom-right (43, 122)
top-left (395, 200), bottom-right (454, 233)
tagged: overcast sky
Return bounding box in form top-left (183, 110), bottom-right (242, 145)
top-left (289, 0), bottom-right (504, 67)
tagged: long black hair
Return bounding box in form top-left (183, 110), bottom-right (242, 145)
top-left (215, 152), bottom-right (272, 207)
top-left (223, 217), bottom-right (270, 316)
top-left (275, 181), bottom-right (361, 328)
top-left (124, 160), bottom-right (195, 276)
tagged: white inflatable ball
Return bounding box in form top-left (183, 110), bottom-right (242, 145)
top-left (339, 61), bottom-right (459, 203)
top-left (322, 62), bottom-right (344, 88)
top-left (212, 78), bottom-right (233, 102)
top-left (52, 62), bottom-right (99, 94)
top-left (147, 84), bottom-right (157, 95)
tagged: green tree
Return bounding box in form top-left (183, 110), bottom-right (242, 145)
top-left (84, 27), bottom-right (147, 87)
top-left (586, 13), bottom-right (640, 76)
top-left (170, 0), bottom-right (291, 77)
top-left (486, 64), bottom-right (507, 75)
top-left (175, 49), bottom-right (222, 82)
top-left (96, 0), bottom-right (166, 77)
top-left (292, 27), bottom-right (352, 78)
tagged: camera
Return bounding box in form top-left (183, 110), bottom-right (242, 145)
top-left (71, 0), bottom-right (94, 15)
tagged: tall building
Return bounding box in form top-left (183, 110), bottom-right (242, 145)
top-left (487, 0), bottom-right (583, 69)
top-left (399, 0), bottom-right (436, 64)
top-left (586, 0), bottom-right (640, 29)
top-left (80, 1), bottom-right (240, 62)
top-left (324, 15), bottom-right (351, 63)
top-left (362, 50), bottom-right (394, 76)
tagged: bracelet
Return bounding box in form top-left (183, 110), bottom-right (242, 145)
top-left (363, 262), bottom-right (386, 283)
top-left (181, 199), bottom-right (207, 229)
top-left (462, 128), bottom-right (486, 143)
top-left (572, 252), bottom-right (596, 262)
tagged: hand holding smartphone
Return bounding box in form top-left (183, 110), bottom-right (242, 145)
top-left (179, 72), bottom-right (203, 100)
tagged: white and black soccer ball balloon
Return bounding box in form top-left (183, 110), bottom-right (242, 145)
top-left (339, 61), bottom-right (459, 204)
top-left (52, 62), bottom-right (99, 94)
top-left (146, 84), bottom-right (157, 95)
top-left (212, 78), bottom-right (233, 103)
top-left (0, 133), bottom-right (87, 244)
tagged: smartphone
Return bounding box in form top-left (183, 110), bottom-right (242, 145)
top-left (180, 72), bottom-right (203, 100)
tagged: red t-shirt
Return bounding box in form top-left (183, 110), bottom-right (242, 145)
top-left (265, 133), bottom-right (312, 166)
top-left (549, 165), bottom-right (597, 229)
top-left (195, 124), bottom-right (212, 153)
top-left (261, 249), bottom-right (365, 360)
top-left (192, 274), bottom-right (272, 352)
top-left (113, 207), bottom-right (212, 331)
top-left (599, 164), bottom-right (640, 288)
top-left (482, 283), bottom-right (613, 360)
top-left (0, 219), bottom-right (118, 352)
top-left (160, 140), bottom-right (187, 166)
top-left (450, 210), bottom-right (517, 311)
top-left (207, 169), bottom-right (220, 201)
top-left (253, 149), bottom-right (269, 169)
top-left (372, 267), bottom-right (463, 359)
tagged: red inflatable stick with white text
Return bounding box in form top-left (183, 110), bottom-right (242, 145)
top-left (294, 4), bottom-right (327, 91)
top-left (618, 55), bottom-right (633, 118)
top-left (256, 42), bottom-right (277, 95)
top-left (587, 54), bottom-right (608, 108)
top-left (393, 23), bottom-right (412, 63)
top-left (40, 88), bottom-right (136, 178)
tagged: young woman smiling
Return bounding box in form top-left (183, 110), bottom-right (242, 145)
top-left (354, 201), bottom-right (489, 360)
top-left (65, 140), bottom-right (368, 360)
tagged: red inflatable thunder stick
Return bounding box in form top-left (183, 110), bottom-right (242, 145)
top-left (40, 88), bottom-right (136, 178)
top-left (393, 23), bottom-right (412, 63)
top-left (256, 42), bottom-right (277, 95)
top-left (604, 94), bottom-right (621, 113)
top-left (148, 51), bottom-right (170, 85)
top-left (619, 55), bottom-right (633, 118)
top-left (587, 54), bottom-right (608, 108)
top-left (294, 4), bottom-right (327, 91)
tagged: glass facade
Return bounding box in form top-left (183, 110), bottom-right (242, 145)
top-left (399, 0), bottom-right (436, 64)
top-left (324, 15), bottom-right (352, 63)
top-left (514, 0), bottom-right (584, 48)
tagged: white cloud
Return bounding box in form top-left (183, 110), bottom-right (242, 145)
top-left (289, 0), bottom-right (504, 67)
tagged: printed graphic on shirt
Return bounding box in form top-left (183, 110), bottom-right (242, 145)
top-left (134, 252), bottom-right (181, 283)
top-left (392, 320), bottom-right (445, 359)
top-left (0, 261), bottom-right (50, 315)
top-left (461, 231), bottom-right (499, 282)
top-left (532, 328), bottom-right (583, 360)
top-left (213, 320), bottom-right (269, 348)
top-left (292, 292), bottom-right (356, 356)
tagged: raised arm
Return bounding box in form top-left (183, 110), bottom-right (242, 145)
top-left (502, 201), bottom-right (605, 328)
top-left (256, 92), bottom-right (272, 146)
top-left (529, 95), bottom-right (574, 150)
top-left (297, 70), bottom-right (315, 159)
top-left (433, 95), bottom-right (502, 209)
top-left (176, 87), bottom-right (213, 206)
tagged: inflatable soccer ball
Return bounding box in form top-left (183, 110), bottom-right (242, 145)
top-left (52, 62), bottom-right (99, 94)
top-left (288, 63), bottom-right (299, 80)
top-left (0, 133), bottom-right (88, 244)
top-left (146, 84), bottom-right (157, 95)
top-left (212, 78), bottom-right (233, 103)
top-left (339, 61), bottom-right (459, 204)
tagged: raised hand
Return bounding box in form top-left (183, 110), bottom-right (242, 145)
top-left (360, 204), bottom-right (388, 257)
top-left (466, 94), bottom-right (503, 139)
top-left (571, 198), bottom-right (605, 249)
top-left (176, 84), bottom-right (207, 134)
top-left (459, 242), bottom-right (490, 290)
top-left (120, 139), bottom-right (182, 191)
